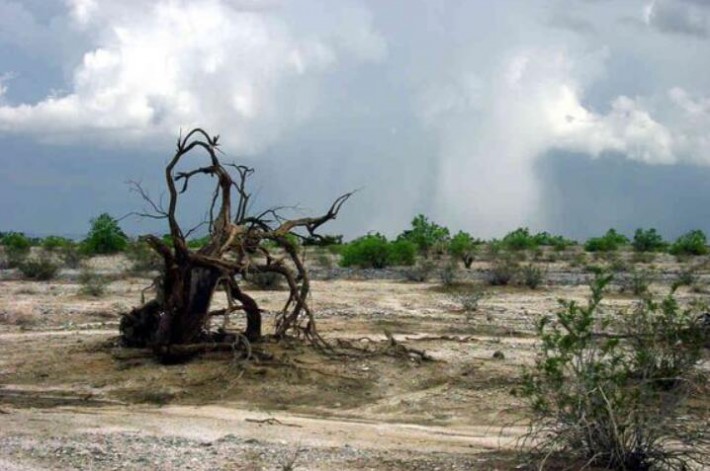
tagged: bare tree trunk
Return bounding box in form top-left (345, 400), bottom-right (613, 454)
top-left (229, 281), bottom-right (261, 342)
top-left (155, 265), bottom-right (221, 345)
top-left (120, 128), bottom-right (350, 356)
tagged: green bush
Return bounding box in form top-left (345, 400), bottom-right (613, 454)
top-left (500, 229), bottom-right (575, 252)
top-left (340, 234), bottom-right (390, 269)
top-left (519, 263), bottom-right (545, 289)
top-left (41, 235), bottom-right (73, 252)
top-left (626, 293), bottom-right (706, 390)
top-left (533, 232), bottom-right (576, 251)
top-left (82, 213), bottom-right (128, 255)
top-left (519, 275), bottom-right (708, 470)
top-left (632, 228), bottom-right (667, 253)
top-left (2, 231), bottom-right (31, 267)
top-left (397, 214), bottom-right (450, 257)
top-left (584, 228), bottom-right (629, 252)
top-left (340, 234), bottom-right (416, 269)
top-left (669, 229), bottom-right (708, 256)
top-left (449, 231), bottom-right (480, 268)
top-left (502, 227), bottom-right (538, 251)
top-left (19, 256), bottom-right (60, 280)
top-left (388, 239), bottom-right (417, 266)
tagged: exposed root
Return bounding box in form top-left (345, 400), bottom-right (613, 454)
top-left (332, 331), bottom-right (436, 363)
top-left (383, 331), bottom-right (434, 362)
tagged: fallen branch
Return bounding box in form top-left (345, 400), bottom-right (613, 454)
top-left (245, 417), bottom-right (302, 428)
top-left (404, 335), bottom-right (476, 343)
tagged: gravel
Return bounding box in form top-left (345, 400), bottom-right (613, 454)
top-left (0, 432), bottom-right (505, 470)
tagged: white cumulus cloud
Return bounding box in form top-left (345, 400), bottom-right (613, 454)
top-left (0, 0), bottom-right (385, 151)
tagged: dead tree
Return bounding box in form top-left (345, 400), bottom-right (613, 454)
top-left (120, 129), bottom-right (351, 358)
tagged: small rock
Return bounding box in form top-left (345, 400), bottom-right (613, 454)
top-left (492, 350), bottom-right (505, 360)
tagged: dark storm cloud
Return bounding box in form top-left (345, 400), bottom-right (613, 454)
top-left (646, 0), bottom-right (709, 37)
top-left (536, 150), bottom-right (710, 240)
top-left (1, 0), bottom-right (710, 240)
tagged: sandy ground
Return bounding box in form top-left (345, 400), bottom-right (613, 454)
top-left (0, 253), bottom-right (708, 470)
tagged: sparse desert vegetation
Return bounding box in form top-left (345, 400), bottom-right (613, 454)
top-left (2, 214), bottom-right (709, 470)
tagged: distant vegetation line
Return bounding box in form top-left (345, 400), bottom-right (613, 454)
top-left (1, 213), bottom-right (708, 271)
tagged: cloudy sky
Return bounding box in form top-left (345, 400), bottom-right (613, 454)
top-left (1, 0), bottom-right (709, 240)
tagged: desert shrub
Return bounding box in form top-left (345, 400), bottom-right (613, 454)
top-left (1, 231), bottom-right (31, 267)
top-left (340, 234), bottom-right (390, 268)
top-left (584, 263), bottom-right (607, 276)
top-left (41, 235), bottom-right (73, 251)
top-left (60, 243), bottom-right (84, 268)
top-left (487, 257), bottom-right (519, 286)
top-left (502, 227), bottom-right (538, 251)
top-left (429, 239), bottom-right (451, 259)
top-left (125, 240), bottom-right (162, 274)
top-left (625, 293), bottom-right (706, 390)
top-left (519, 263), bottom-right (545, 289)
top-left (404, 259), bottom-right (436, 282)
top-left (79, 269), bottom-right (108, 297)
top-left (669, 229), bottom-right (708, 256)
top-left (618, 269), bottom-right (651, 296)
top-left (483, 240), bottom-right (502, 261)
top-left (519, 275), bottom-right (708, 470)
top-left (2, 231), bottom-right (31, 251)
top-left (501, 229), bottom-right (575, 252)
top-left (568, 251), bottom-right (588, 268)
top-left (584, 228), bottom-right (629, 252)
top-left (609, 256), bottom-right (629, 273)
top-left (674, 266), bottom-right (698, 289)
top-left (439, 260), bottom-right (458, 286)
top-left (534, 232), bottom-right (576, 251)
top-left (451, 289), bottom-right (486, 313)
top-left (82, 213), bottom-right (128, 255)
top-left (632, 228), bottom-right (667, 253)
top-left (340, 235), bottom-right (415, 269)
top-left (245, 270), bottom-right (283, 290)
top-left (19, 256), bottom-right (60, 280)
top-left (388, 239), bottom-right (417, 266)
top-left (449, 231), bottom-right (480, 268)
top-left (397, 214), bottom-right (450, 257)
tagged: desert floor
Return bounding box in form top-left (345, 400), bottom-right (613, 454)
top-left (0, 252), bottom-right (708, 470)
